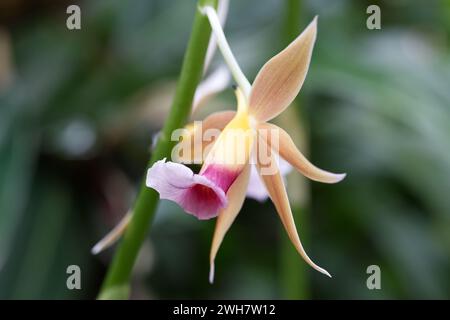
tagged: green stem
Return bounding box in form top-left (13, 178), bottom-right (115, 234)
top-left (282, 0), bottom-right (302, 42)
top-left (279, 0), bottom-right (311, 300)
top-left (98, 0), bottom-right (218, 299)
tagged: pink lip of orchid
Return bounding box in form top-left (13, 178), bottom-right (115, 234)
top-left (147, 86), bottom-right (255, 220)
top-left (146, 159), bottom-right (229, 220)
top-left (146, 13), bottom-right (346, 283)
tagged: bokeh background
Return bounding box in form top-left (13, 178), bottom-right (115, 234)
top-left (0, 0), bottom-right (449, 299)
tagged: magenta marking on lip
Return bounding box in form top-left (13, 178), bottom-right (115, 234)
top-left (201, 164), bottom-right (240, 193)
top-left (146, 160), bottom-right (230, 219)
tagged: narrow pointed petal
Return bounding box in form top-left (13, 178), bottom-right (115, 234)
top-left (256, 139), bottom-right (331, 277)
top-left (246, 158), bottom-right (292, 202)
top-left (259, 122), bottom-right (346, 183)
top-left (91, 210), bottom-right (132, 255)
top-left (209, 163), bottom-right (251, 283)
top-left (146, 159), bottom-right (227, 220)
top-left (249, 17), bottom-right (317, 122)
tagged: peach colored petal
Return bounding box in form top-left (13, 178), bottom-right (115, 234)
top-left (209, 163), bottom-right (251, 283)
top-left (256, 137), bottom-right (331, 277)
top-left (258, 122), bottom-right (346, 183)
top-left (174, 111), bottom-right (236, 164)
top-left (246, 157), bottom-right (291, 202)
top-left (249, 17), bottom-right (317, 122)
top-left (202, 110), bottom-right (236, 131)
top-left (91, 210), bottom-right (132, 255)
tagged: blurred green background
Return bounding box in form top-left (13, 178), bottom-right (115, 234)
top-left (0, 0), bottom-right (449, 299)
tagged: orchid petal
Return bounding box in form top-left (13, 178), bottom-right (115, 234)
top-left (246, 158), bottom-right (292, 202)
top-left (201, 110), bottom-right (236, 131)
top-left (174, 110), bottom-right (236, 164)
top-left (146, 159), bottom-right (227, 220)
top-left (249, 17), bottom-right (317, 122)
top-left (256, 138), bottom-right (331, 277)
top-left (259, 122), bottom-right (346, 183)
top-left (91, 210), bottom-right (132, 255)
top-left (209, 163), bottom-right (251, 283)
top-left (246, 165), bottom-right (269, 202)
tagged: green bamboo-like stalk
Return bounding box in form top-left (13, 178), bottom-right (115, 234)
top-left (98, 0), bottom-right (218, 299)
top-left (278, 0), bottom-right (311, 299)
top-left (282, 0), bottom-right (302, 42)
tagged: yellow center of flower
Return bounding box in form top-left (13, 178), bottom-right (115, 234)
top-left (202, 88), bottom-right (254, 170)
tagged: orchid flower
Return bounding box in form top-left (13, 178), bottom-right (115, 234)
top-left (146, 7), bottom-right (346, 282)
top-left (91, 0), bottom-right (231, 255)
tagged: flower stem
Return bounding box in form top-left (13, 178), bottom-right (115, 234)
top-left (201, 5), bottom-right (252, 98)
top-left (278, 0), bottom-right (311, 300)
top-left (97, 0), bottom-right (218, 299)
